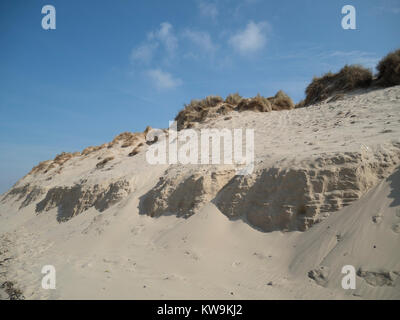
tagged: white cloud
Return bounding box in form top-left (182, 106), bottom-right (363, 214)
top-left (198, 1), bottom-right (218, 19)
top-left (148, 22), bottom-right (178, 56)
top-left (229, 21), bottom-right (269, 55)
top-left (182, 30), bottom-right (217, 53)
top-left (130, 43), bottom-right (158, 64)
top-left (146, 69), bottom-right (182, 90)
top-left (131, 22), bottom-right (178, 65)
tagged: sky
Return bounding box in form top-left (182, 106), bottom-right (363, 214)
top-left (0, 0), bottom-right (399, 194)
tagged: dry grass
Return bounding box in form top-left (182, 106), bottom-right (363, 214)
top-left (29, 160), bottom-right (53, 175)
top-left (29, 151), bottom-right (80, 175)
top-left (82, 145), bottom-right (105, 155)
top-left (185, 95), bottom-right (224, 111)
top-left (96, 156), bottom-right (115, 169)
top-left (144, 126), bottom-right (152, 135)
top-left (175, 95), bottom-right (224, 130)
top-left (236, 94), bottom-right (272, 112)
top-left (225, 93), bottom-right (242, 105)
top-left (128, 143), bottom-right (145, 157)
top-left (200, 95), bottom-right (224, 108)
top-left (376, 49), bottom-right (400, 87)
top-left (304, 65), bottom-right (372, 106)
top-left (112, 132), bottom-right (136, 142)
top-left (215, 103), bottom-right (234, 115)
top-left (267, 90), bottom-right (294, 110)
top-left (53, 152), bottom-right (76, 165)
top-left (108, 132), bottom-right (141, 148)
top-left (174, 91), bottom-right (296, 129)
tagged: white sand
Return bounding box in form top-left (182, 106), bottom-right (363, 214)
top-left (0, 86), bottom-right (399, 299)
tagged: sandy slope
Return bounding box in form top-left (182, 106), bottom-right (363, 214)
top-left (0, 86), bottom-right (399, 299)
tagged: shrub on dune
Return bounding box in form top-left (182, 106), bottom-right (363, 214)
top-left (376, 49), bottom-right (400, 87)
top-left (236, 94), bottom-right (272, 112)
top-left (53, 152), bottom-right (76, 165)
top-left (82, 145), bottom-right (104, 155)
top-left (267, 90), bottom-right (295, 110)
top-left (175, 91), bottom-right (294, 129)
top-left (225, 92), bottom-right (243, 105)
top-left (202, 95), bottom-right (224, 108)
top-left (175, 95), bottom-right (224, 130)
top-left (108, 132), bottom-right (139, 148)
top-left (29, 160), bottom-right (53, 175)
top-left (183, 95), bottom-right (223, 112)
top-left (304, 65), bottom-right (372, 106)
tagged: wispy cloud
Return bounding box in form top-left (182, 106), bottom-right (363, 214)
top-left (131, 22), bottom-right (178, 65)
top-left (231, 0), bottom-right (261, 19)
top-left (130, 23), bottom-right (182, 90)
top-left (182, 29), bottom-right (217, 54)
top-left (274, 46), bottom-right (380, 71)
top-left (229, 21), bottom-right (270, 56)
top-left (148, 22), bottom-right (178, 57)
top-left (146, 69), bottom-right (182, 90)
top-left (130, 42), bottom-right (158, 64)
top-left (198, 1), bottom-right (218, 19)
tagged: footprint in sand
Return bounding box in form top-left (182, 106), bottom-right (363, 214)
top-left (252, 252), bottom-right (271, 260)
top-left (372, 213), bottom-right (383, 224)
top-left (392, 223), bottom-right (400, 234)
top-left (184, 250), bottom-right (200, 261)
top-left (130, 224), bottom-right (145, 235)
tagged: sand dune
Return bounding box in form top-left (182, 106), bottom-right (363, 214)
top-left (0, 86), bottom-right (399, 299)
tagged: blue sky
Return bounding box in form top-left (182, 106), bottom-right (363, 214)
top-left (1, 0), bottom-right (399, 193)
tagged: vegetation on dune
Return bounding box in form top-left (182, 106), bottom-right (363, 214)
top-left (175, 90), bottom-right (294, 130)
top-left (236, 94), bottom-right (272, 112)
top-left (26, 49), bottom-right (400, 175)
top-left (267, 90), bottom-right (295, 110)
top-left (175, 95), bottom-right (229, 130)
top-left (225, 92), bottom-right (243, 105)
top-left (301, 48), bottom-right (400, 107)
top-left (304, 65), bottom-right (372, 106)
top-left (376, 49), bottom-right (400, 87)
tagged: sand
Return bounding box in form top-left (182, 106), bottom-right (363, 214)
top-left (0, 85), bottom-right (399, 299)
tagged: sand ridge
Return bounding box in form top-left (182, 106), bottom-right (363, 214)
top-left (0, 86), bottom-right (399, 299)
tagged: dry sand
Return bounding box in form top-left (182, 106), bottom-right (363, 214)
top-left (0, 86), bottom-right (399, 299)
